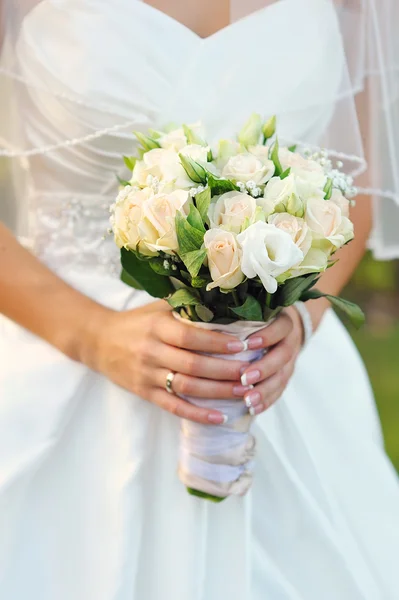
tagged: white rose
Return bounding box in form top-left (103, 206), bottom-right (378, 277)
top-left (289, 248), bottom-right (329, 278)
top-left (263, 175), bottom-right (304, 217)
top-left (111, 186), bottom-right (156, 256)
top-left (305, 197), bottom-right (354, 250)
top-left (279, 148), bottom-right (326, 187)
top-left (208, 191), bottom-right (257, 234)
top-left (204, 229), bottom-right (244, 291)
top-left (158, 128), bottom-right (188, 151)
top-left (268, 212), bottom-right (312, 258)
top-left (237, 221), bottom-right (304, 294)
top-left (248, 144), bottom-right (271, 164)
top-left (138, 189), bottom-right (190, 254)
top-left (330, 188), bottom-right (350, 218)
top-left (222, 153), bottom-right (274, 185)
top-left (180, 144), bottom-right (209, 163)
top-left (132, 148), bottom-right (193, 190)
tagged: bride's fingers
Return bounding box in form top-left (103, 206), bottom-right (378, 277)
top-left (240, 339), bottom-right (294, 386)
top-left (158, 346), bottom-right (248, 382)
top-left (246, 312), bottom-right (293, 350)
top-left (156, 313), bottom-right (248, 355)
top-left (149, 387), bottom-right (228, 425)
top-left (154, 368), bottom-right (252, 400)
top-left (243, 362), bottom-right (294, 415)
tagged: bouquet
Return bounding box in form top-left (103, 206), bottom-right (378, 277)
top-left (110, 114), bottom-right (364, 501)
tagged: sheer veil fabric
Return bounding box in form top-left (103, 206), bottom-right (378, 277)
top-left (0, 0), bottom-right (398, 256)
top-left (1, 3), bottom-right (399, 600)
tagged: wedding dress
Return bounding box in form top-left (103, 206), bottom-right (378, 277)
top-left (1, 1), bottom-right (399, 599)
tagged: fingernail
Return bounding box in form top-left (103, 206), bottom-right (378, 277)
top-left (208, 412), bottom-right (228, 424)
top-left (241, 370), bottom-right (261, 386)
top-left (233, 384), bottom-right (253, 396)
top-left (247, 337), bottom-right (263, 350)
top-left (244, 391), bottom-right (261, 407)
top-left (227, 341), bottom-right (245, 353)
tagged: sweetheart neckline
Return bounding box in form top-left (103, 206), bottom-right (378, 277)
top-left (138, 0), bottom-right (280, 42)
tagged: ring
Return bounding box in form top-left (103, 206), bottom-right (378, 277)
top-left (165, 371), bottom-right (176, 394)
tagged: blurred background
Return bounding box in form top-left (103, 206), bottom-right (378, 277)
top-left (1, 159), bottom-right (398, 470)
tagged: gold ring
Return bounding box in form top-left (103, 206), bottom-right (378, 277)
top-left (165, 371), bottom-right (175, 394)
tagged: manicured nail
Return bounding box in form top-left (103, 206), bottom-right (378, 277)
top-left (247, 337), bottom-right (263, 350)
top-left (233, 384), bottom-right (253, 396)
top-left (227, 340), bottom-right (245, 353)
top-left (241, 370), bottom-right (261, 386)
top-left (208, 412), bottom-right (228, 424)
top-left (244, 391), bottom-right (261, 407)
top-left (249, 406), bottom-right (256, 416)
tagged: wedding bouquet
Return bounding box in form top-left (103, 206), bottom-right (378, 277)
top-left (110, 114), bottom-right (364, 501)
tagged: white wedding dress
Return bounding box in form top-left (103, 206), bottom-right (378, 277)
top-left (1, 1), bottom-right (399, 599)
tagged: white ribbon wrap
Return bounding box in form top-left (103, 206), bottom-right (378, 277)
top-left (174, 315), bottom-right (271, 499)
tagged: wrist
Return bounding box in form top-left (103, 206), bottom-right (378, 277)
top-left (61, 299), bottom-right (114, 368)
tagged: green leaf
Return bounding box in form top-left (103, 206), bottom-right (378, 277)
top-left (133, 131), bottom-right (161, 151)
top-left (271, 138), bottom-right (283, 177)
top-left (238, 113), bottom-right (262, 147)
top-left (280, 167), bottom-right (291, 180)
top-left (179, 154), bottom-right (207, 184)
top-left (181, 248), bottom-right (207, 278)
top-left (167, 288), bottom-right (200, 309)
top-left (148, 129), bottom-right (162, 139)
top-left (230, 295), bottom-right (263, 321)
top-left (191, 275), bottom-right (209, 288)
top-left (276, 273), bottom-right (320, 307)
top-left (186, 487), bottom-right (226, 503)
top-left (121, 268), bottom-right (144, 290)
top-left (121, 248), bottom-right (174, 298)
top-left (176, 212), bottom-right (204, 254)
top-left (187, 203), bottom-right (205, 233)
top-left (183, 124), bottom-right (207, 147)
top-left (324, 178), bottom-right (333, 200)
top-left (195, 186), bottom-right (211, 222)
top-left (207, 174), bottom-right (238, 196)
top-left (149, 258), bottom-right (172, 276)
top-left (288, 145), bottom-right (297, 152)
top-left (301, 289), bottom-right (365, 329)
top-left (116, 174), bottom-right (131, 187)
top-left (123, 155), bottom-right (137, 171)
top-left (195, 304), bottom-right (214, 322)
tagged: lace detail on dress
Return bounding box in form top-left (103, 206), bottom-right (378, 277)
top-left (24, 191), bottom-right (120, 276)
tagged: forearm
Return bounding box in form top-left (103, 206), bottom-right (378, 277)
top-left (308, 193), bottom-right (372, 329)
top-left (0, 223), bottom-right (108, 361)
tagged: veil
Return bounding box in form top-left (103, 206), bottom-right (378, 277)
top-left (0, 0), bottom-right (398, 258)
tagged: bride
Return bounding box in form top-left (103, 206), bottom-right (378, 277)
top-left (1, 0), bottom-right (399, 598)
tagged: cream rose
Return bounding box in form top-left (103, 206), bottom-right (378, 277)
top-left (305, 197), bottom-right (354, 250)
top-left (263, 175), bottom-right (304, 217)
top-left (222, 153), bottom-right (274, 185)
top-left (204, 229), bottom-right (244, 291)
top-left (138, 189), bottom-right (190, 254)
top-left (330, 188), bottom-right (350, 218)
top-left (132, 148), bottom-right (193, 190)
top-left (268, 212), bottom-right (312, 257)
top-left (208, 191), bottom-right (257, 234)
top-left (158, 128), bottom-right (188, 152)
top-left (279, 148), bottom-right (326, 187)
top-left (111, 186), bottom-right (156, 256)
top-left (180, 144), bottom-right (209, 163)
top-left (248, 144), bottom-right (271, 164)
top-left (289, 248), bottom-right (329, 278)
top-left (237, 221), bottom-right (304, 294)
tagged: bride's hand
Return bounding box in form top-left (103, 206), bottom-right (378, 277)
top-left (240, 307), bottom-right (304, 415)
top-left (84, 301), bottom-right (257, 425)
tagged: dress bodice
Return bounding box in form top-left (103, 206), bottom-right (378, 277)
top-left (15, 0), bottom-right (343, 275)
